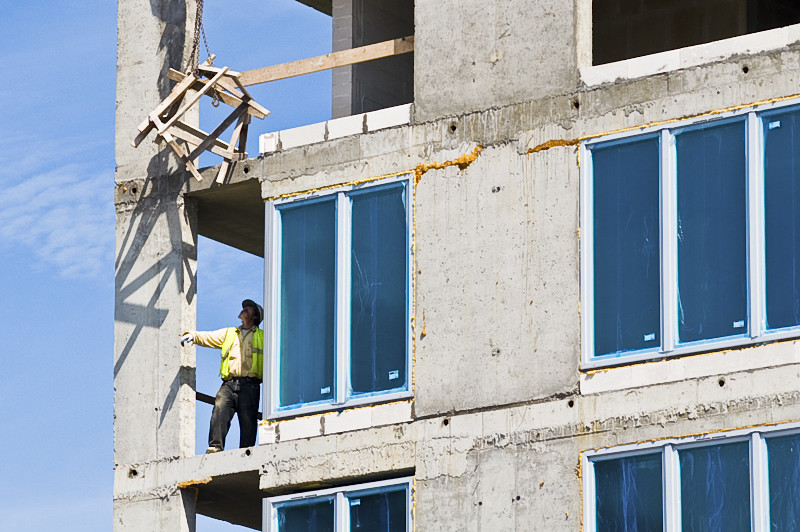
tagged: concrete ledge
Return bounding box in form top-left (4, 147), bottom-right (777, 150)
top-left (580, 339), bottom-right (800, 396)
top-left (258, 400), bottom-right (413, 444)
top-left (258, 103), bottom-right (413, 154)
top-left (581, 23), bottom-right (800, 86)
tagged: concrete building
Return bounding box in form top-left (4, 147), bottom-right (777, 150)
top-left (114, 0), bottom-right (800, 529)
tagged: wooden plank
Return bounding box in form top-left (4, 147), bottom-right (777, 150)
top-left (216, 114), bottom-right (250, 183)
top-left (135, 72), bottom-right (197, 135)
top-left (171, 121), bottom-right (236, 159)
top-left (158, 67), bottom-right (230, 132)
top-left (238, 35), bottom-right (414, 87)
top-left (167, 69), bottom-right (268, 119)
top-left (187, 103), bottom-right (249, 162)
top-left (162, 129), bottom-right (204, 182)
top-left (198, 63), bottom-right (242, 78)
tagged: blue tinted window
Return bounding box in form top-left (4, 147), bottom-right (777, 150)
top-left (277, 498), bottom-right (335, 532)
top-left (350, 184), bottom-right (408, 395)
top-left (348, 486), bottom-right (407, 532)
top-left (676, 121), bottom-right (748, 343)
top-left (679, 442), bottom-right (750, 532)
top-left (592, 137), bottom-right (661, 356)
top-left (767, 433), bottom-right (800, 530)
top-left (279, 199), bottom-right (336, 407)
top-left (594, 453), bottom-right (663, 531)
top-left (763, 110), bottom-right (800, 330)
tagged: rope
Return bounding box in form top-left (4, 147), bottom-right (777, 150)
top-left (186, 0), bottom-right (213, 75)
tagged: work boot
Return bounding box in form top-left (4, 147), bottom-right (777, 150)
top-left (206, 446), bottom-right (222, 454)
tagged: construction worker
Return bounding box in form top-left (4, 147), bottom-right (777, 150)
top-left (181, 299), bottom-right (264, 453)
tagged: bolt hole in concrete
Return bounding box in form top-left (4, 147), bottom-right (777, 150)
top-left (449, 123), bottom-right (457, 133)
top-left (742, 65), bottom-right (749, 74)
top-left (568, 399), bottom-right (575, 408)
top-left (719, 378), bottom-right (726, 387)
top-left (443, 418), bottom-right (450, 427)
top-left (245, 449), bottom-right (251, 456)
top-left (478, 501), bottom-right (483, 506)
top-left (573, 99), bottom-right (580, 109)
top-left (516, 495), bottom-right (521, 501)
top-left (491, 186), bottom-right (501, 193)
top-left (131, 187), bottom-right (137, 194)
top-left (128, 468), bottom-right (138, 478)
top-left (243, 166), bottom-right (250, 174)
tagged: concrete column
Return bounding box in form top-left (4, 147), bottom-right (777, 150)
top-left (414, 0), bottom-right (579, 120)
top-left (114, 1), bottom-right (198, 530)
top-left (331, 0), bottom-right (355, 118)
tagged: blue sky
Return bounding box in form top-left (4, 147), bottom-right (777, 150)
top-left (0, 2), bottom-right (329, 530)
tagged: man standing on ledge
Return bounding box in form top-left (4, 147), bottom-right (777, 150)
top-left (181, 299), bottom-right (264, 453)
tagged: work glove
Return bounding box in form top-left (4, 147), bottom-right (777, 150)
top-left (180, 332), bottom-right (195, 346)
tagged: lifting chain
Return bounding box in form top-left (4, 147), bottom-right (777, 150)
top-left (186, 0), bottom-right (213, 76)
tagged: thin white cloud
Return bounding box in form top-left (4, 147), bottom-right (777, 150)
top-left (0, 143), bottom-right (114, 280)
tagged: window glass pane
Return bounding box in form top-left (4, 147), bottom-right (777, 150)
top-left (277, 498), bottom-right (334, 532)
top-left (679, 442), bottom-right (750, 532)
top-left (763, 109), bottom-right (800, 330)
top-left (594, 452), bottom-right (663, 531)
top-left (279, 199), bottom-right (336, 407)
top-left (350, 184), bottom-right (408, 394)
top-left (767, 433), bottom-right (800, 530)
top-left (348, 487), bottom-right (407, 532)
top-left (592, 137), bottom-right (661, 356)
top-left (676, 120), bottom-right (747, 343)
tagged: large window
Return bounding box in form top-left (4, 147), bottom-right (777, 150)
top-left (265, 177), bottom-right (412, 417)
top-left (583, 423), bottom-right (800, 531)
top-left (263, 478), bottom-right (413, 532)
top-left (581, 101), bottom-right (800, 367)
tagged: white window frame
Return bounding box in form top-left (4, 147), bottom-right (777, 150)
top-left (263, 476), bottom-right (414, 532)
top-left (264, 174), bottom-right (414, 419)
top-left (581, 98), bottom-right (800, 369)
top-left (582, 421), bottom-right (800, 532)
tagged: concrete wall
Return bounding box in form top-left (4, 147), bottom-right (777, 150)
top-left (414, 0), bottom-right (578, 121)
top-left (114, 1), bottom-right (198, 530)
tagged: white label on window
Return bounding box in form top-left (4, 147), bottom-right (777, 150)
top-left (643, 333), bottom-right (656, 341)
top-left (733, 320), bottom-right (745, 328)
top-left (388, 369), bottom-right (399, 380)
top-left (320, 386), bottom-right (331, 394)
top-left (350, 499), bottom-right (360, 506)
top-left (769, 120), bottom-right (782, 130)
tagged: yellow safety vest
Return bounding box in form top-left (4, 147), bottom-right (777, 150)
top-left (220, 327), bottom-right (264, 380)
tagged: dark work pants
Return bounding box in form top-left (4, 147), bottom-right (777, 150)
top-left (208, 378), bottom-right (261, 450)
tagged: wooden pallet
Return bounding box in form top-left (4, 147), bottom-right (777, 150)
top-left (132, 57), bottom-right (269, 183)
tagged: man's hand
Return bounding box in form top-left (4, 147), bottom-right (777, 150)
top-left (180, 332), bottom-right (195, 347)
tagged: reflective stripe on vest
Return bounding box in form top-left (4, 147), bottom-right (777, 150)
top-left (220, 327), bottom-right (264, 380)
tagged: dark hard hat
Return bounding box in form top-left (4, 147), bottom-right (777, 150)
top-left (242, 299), bottom-right (264, 326)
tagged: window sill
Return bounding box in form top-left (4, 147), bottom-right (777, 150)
top-left (580, 337), bottom-right (800, 396)
top-left (580, 23), bottom-right (800, 87)
top-left (259, 398), bottom-right (413, 444)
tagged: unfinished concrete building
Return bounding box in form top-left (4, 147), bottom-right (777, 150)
top-left (114, 0), bottom-right (800, 529)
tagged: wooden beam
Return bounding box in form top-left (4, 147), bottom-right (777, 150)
top-left (159, 67), bottom-right (230, 132)
top-left (238, 35), bottom-right (414, 87)
top-left (166, 69), bottom-right (269, 119)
